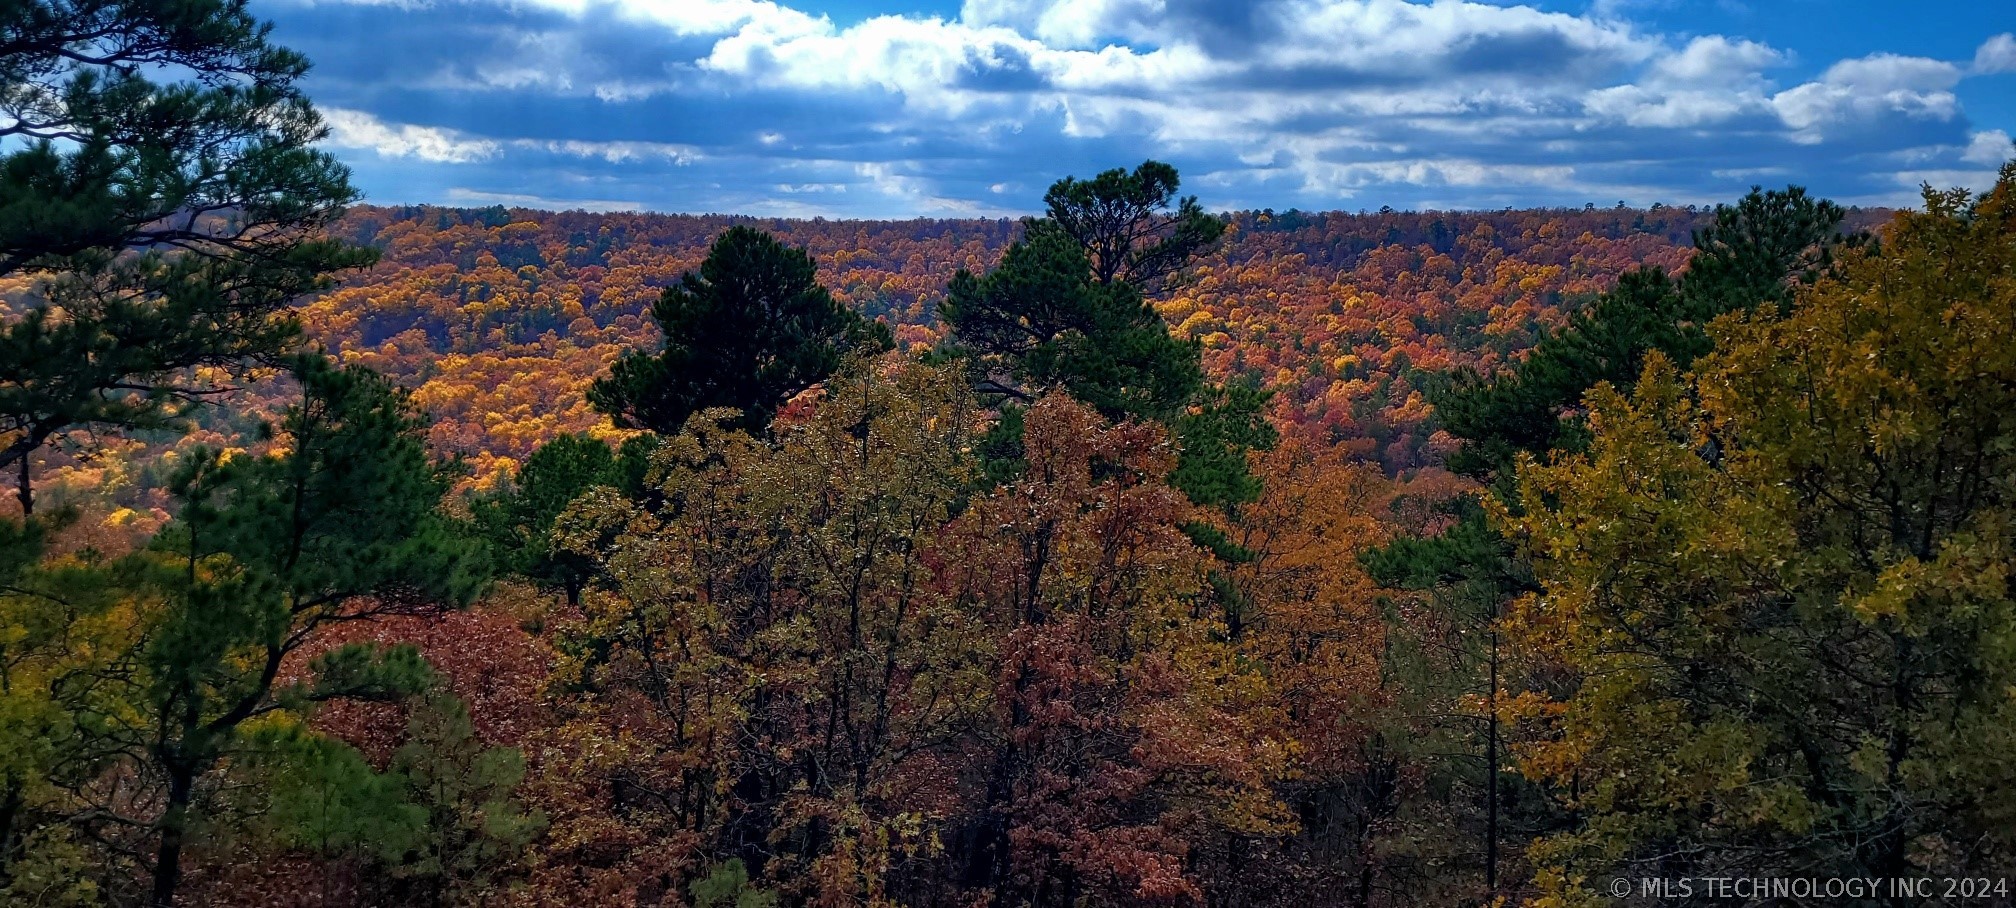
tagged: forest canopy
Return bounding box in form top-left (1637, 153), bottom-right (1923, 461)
top-left (1, 3), bottom-right (2011, 907)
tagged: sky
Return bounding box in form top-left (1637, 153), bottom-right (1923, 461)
top-left (261, 0), bottom-right (2016, 217)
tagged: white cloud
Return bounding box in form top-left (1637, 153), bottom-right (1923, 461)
top-left (287, 0), bottom-right (2006, 214)
top-left (705, 0), bottom-right (1660, 102)
top-left (958, 0), bottom-right (1153, 48)
top-left (513, 139), bottom-right (701, 164)
top-left (1646, 36), bottom-right (1784, 87)
top-left (1769, 83), bottom-right (1958, 141)
top-left (690, 1), bottom-right (1988, 202)
top-left (1816, 53), bottom-right (1961, 92)
top-left (277, 0), bottom-right (431, 7)
top-left (1710, 166), bottom-right (1790, 180)
top-left (1306, 159), bottom-right (1579, 191)
top-left (1963, 130), bottom-right (2014, 166)
top-left (517, 0), bottom-right (821, 37)
top-left (591, 80), bottom-right (674, 101)
top-left (1584, 84), bottom-right (1766, 128)
top-left (322, 108), bottom-right (500, 163)
top-left (1768, 52), bottom-right (1964, 141)
top-left (277, 0), bottom-right (808, 33)
top-left (1877, 168), bottom-right (2004, 203)
top-left (1284, 0), bottom-right (1656, 73)
top-left (704, 14), bottom-right (1017, 95)
top-left (1974, 33), bottom-right (2016, 74)
top-left (853, 161), bottom-right (1018, 215)
top-left (1578, 37), bottom-right (1787, 129)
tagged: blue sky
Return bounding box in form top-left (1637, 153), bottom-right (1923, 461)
top-left (263, 0), bottom-right (2016, 217)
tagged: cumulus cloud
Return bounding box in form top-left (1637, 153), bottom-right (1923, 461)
top-left (959, 0), bottom-right (1176, 49)
top-left (322, 108), bottom-right (501, 163)
top-left (1816, 53), bottom-right (1962, 92)
top-left (271, 0), bottom-right (2009, 215)
top-left (1770, 53), bottom-right (1963, 143)
top-left (1579, 37), bottom-right (1788, 129)
top-left (1974, 33), bottom-right (2016, 74)
top-left (1647, 36), bottom-right (1785, 87)
top-left (1964, 130), bottom-right (2014, 166)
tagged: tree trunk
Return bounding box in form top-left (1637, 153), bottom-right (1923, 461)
top-left (0, 771), bottom-right (22, 887)
top-left (13, 452), bottom-right (28, 517)
top-left (151, 765), bottom-right (196, 908)
top-left (1486, 627), bottom-right (1499, 896)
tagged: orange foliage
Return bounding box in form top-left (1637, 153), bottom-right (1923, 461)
top-left (297, 203), bottom-right (1781, 482)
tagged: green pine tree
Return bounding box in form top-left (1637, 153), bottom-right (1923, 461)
top-left (62, 357), bottom-right (488, 907)
top-left (244, 685), bottom-right (541, 906)
top-left (1362, 185), bottom-right (1863, 899)
top-left (472, 433), bottom-right (622, 606)
top-left (943, 161), bottom-right (1222, 424)
top-left (0, 0), bottom-right (375, 514)
top-left (944, 224), bottom-right (1204, 423)
top-left (1434, 185), bottom-right (1856, 482)
top-left (588, 226), bottom-right (892, 436)
top-left (942, 161), bottom-right (1279, 588)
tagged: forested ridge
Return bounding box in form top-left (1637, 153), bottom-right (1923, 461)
top-left (305, 202), bottom-right (1799, 474)
top-left (13, 199), bottom-right (1892, 509)
top-left (2, 3), bottom-right (2012, 908)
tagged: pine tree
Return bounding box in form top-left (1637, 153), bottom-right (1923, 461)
top-left (0, 0), bottom-right (374, 513)
top-left (1434, 186), bottom-right (1856, 482)
top-left (942, 161), bottom-right (1220, 425)
top-left (588, 226), bottom-right (892, 436)
top-left (1505, 164), bottom-right (2016, 897)
top-left (943, 225), bottom-right (1203, 423)
top-left (1035, 159), bottom-right (1226, 295)
top-left (242, 685), bottom-right (541, 906)
top-left (54, 357), bottom-right (486, 907)
top-left (943, 162), bottom-right (1277, 688)
top-left (472, 433), bottom-right (620, 606)
top-left (1363, 184), bottom-right (1861, 899)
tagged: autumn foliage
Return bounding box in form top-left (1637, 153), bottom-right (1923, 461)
top-left (289, 203), bottom-right (1864, 480)
top-left (9, 151), bottom-right (1983, 908)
